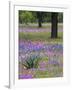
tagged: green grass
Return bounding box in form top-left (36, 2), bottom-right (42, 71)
top-left (35, 70), bottom-right (50, 78)
top-left (19, 32), bottom-right (63, 43)
top-left (35, 69), bottom-right (63, 78)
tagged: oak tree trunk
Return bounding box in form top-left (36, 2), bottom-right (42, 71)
top-left (51, 13), bottom-right (58, 38)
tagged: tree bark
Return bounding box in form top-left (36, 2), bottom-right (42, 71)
top-left (37, 12), bottom-right (42, 28)
top-left (51, 13), bottom-right (58, 38)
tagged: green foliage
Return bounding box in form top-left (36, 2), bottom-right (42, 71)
top-left (19, 10), bottom-right (63, 24)
top-left (42, 12), bottom-right (51, 22)
top-left (19, 11), bottom-right (34, 24)
top-left (22, 54), bottom-right (41, 69)
top-left (58, 13), bottom-right (63, 22)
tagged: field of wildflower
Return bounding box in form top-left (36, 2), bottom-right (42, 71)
top-left (18, 23), bottom-right (63, 79)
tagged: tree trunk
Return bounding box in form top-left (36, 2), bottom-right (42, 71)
top-left (51, 13), bottom-right (58, 38)
top-left (37, 12), bottom-right (42, 28)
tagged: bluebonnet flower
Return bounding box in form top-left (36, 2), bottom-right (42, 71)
top-left (19, 74), bottom-right (32, 79)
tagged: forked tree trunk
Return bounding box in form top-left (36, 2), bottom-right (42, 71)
top-left (51, 13), bottom-right (58, 38)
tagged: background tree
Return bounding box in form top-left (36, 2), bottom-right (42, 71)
top-left (19, 11), bottom-right (63, 24)
top-left (19, 11), bottom-right (33, 24)
top-left (36, 12), bottom-right (42, 28)
top-left (58, 13), bottom-right (63, 23)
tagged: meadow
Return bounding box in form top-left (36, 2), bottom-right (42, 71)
top-left (19, 23), bottom-right (63, 79)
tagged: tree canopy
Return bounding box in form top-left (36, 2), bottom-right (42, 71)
top-left (19, 10), bottom-right (63, 24)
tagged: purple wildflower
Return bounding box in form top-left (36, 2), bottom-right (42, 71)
top-left (48, 60), bottom-right (59, 66)
top-left (19, 74), bottom-right (32, 79)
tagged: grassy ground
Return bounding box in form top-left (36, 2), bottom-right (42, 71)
top-left (19, 32), bottom-right (63, 43)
